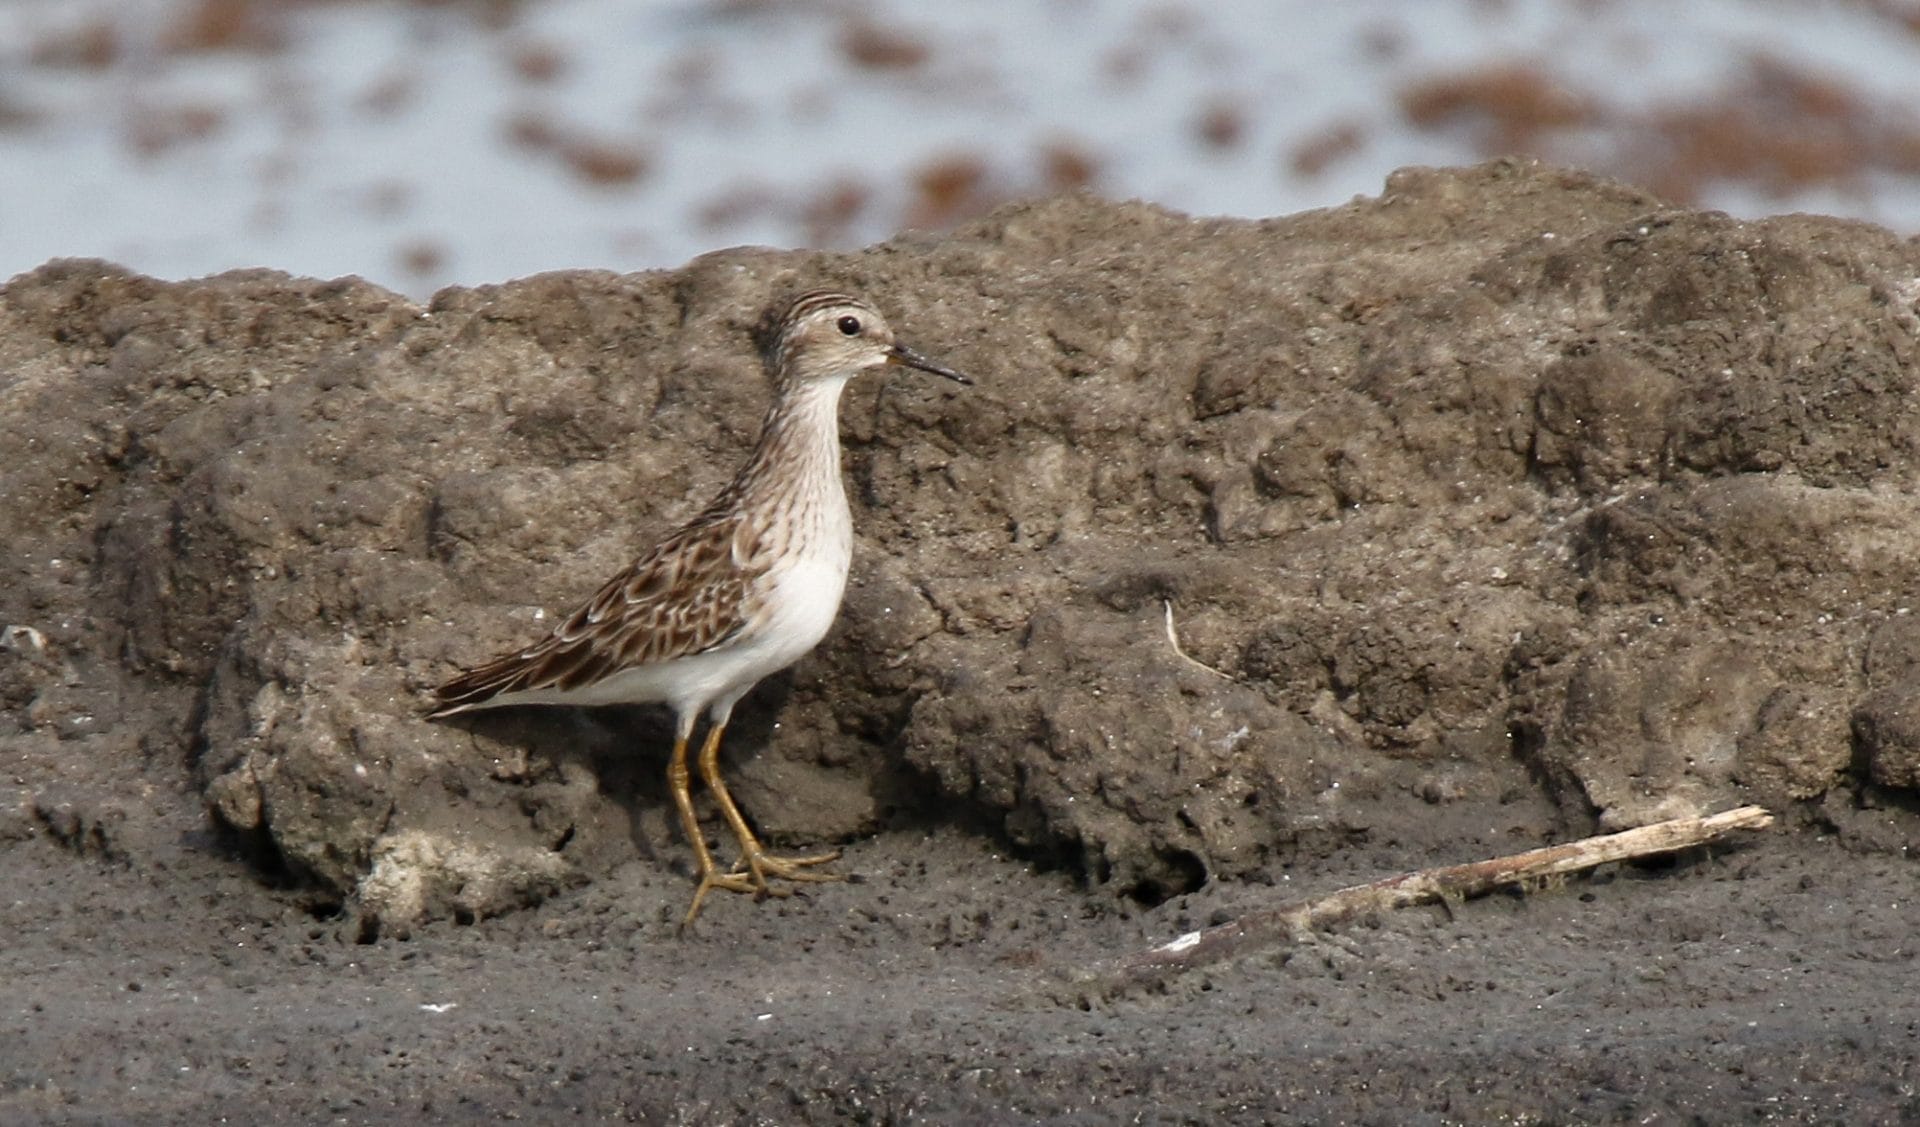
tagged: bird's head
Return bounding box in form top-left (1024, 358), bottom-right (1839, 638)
top-left (758, 290), bottom-right (972, 388)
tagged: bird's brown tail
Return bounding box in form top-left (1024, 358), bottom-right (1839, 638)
top-left (426, 653), bottom-right (531, 719)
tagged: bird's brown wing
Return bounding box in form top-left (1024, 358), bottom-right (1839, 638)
top-left (429, 511), bottom-right (767, 716)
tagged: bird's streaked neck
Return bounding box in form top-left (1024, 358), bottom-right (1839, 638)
top-left (730, 373), bottom-right (856, 501)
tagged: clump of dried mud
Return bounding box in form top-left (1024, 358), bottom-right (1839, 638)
top-left (7, 160), bottom-right (1920, 1123)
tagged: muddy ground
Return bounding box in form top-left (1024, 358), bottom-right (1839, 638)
top-left (6, 160), bottom-right (1920, 1122)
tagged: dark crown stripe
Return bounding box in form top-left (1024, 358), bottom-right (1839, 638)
top-left (754, 289), bottom-right (868, 363)
top-left (781, 290), bottom-right (867, 326)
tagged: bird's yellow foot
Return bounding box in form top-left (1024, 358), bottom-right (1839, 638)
top-left (730, 845), bottom-right (845, 890)
top-left (682, 867), bottom-right (762, 929)
top-left (681, 849), bottom-right (844, 928)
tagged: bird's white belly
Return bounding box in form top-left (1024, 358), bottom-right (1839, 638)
top-left (541, 545), bottom-right (849, 718)
top-left (475, 474), bottom-right (855, 721)
top-left (741, 545), bottom-right (851, 678)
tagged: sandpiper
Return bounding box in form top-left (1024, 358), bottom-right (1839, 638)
top-left (429, 290), bottom-right (970, 926)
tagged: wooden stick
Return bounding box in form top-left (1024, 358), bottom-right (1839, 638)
top-left (1071, 805), bottom-right (1774, 997)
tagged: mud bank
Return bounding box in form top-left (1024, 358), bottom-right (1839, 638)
top-left (6, 160), bottom-right (1920, 1121)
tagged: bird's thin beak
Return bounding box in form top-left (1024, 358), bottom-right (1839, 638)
top-left (888, 343), bottom-right (973, 385)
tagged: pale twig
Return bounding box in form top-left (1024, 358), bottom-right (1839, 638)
top-left (1070, 805), bottom-right (1774, 997)
top-left (1162, 599), bottom-right (1231, 680)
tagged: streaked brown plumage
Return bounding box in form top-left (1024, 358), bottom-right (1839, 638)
top-left (430, 290), bottom-right (969, 926)
top-left (432, 516), bottom-right (756, 708)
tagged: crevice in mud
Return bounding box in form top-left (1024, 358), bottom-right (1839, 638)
top-left (1121, 847), bottom-right (1208, 907)
top-left (207, 817), bottom-right (298, 886)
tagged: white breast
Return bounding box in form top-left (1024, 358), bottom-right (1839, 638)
top-left (683, 481), bottom-right (853, 718)
top-left (757, 543), bottom-right (852, 664)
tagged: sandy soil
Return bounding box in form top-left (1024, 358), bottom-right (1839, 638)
top-left (7, 162), bottom-right (1920, 1121)
top-left (7, 811), bottom-right (1920, 1122)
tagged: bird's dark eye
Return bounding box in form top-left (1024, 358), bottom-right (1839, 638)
top-left (837, 315), bottom-right (861, 336)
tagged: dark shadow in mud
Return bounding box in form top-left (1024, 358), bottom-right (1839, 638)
top-left (424, 672), bottom-right (810, 866)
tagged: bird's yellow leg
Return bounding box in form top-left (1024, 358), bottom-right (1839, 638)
top-left (695, 720), bottom-right (843, 891)
top-left (671, 728), bottom-right (755, 928)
